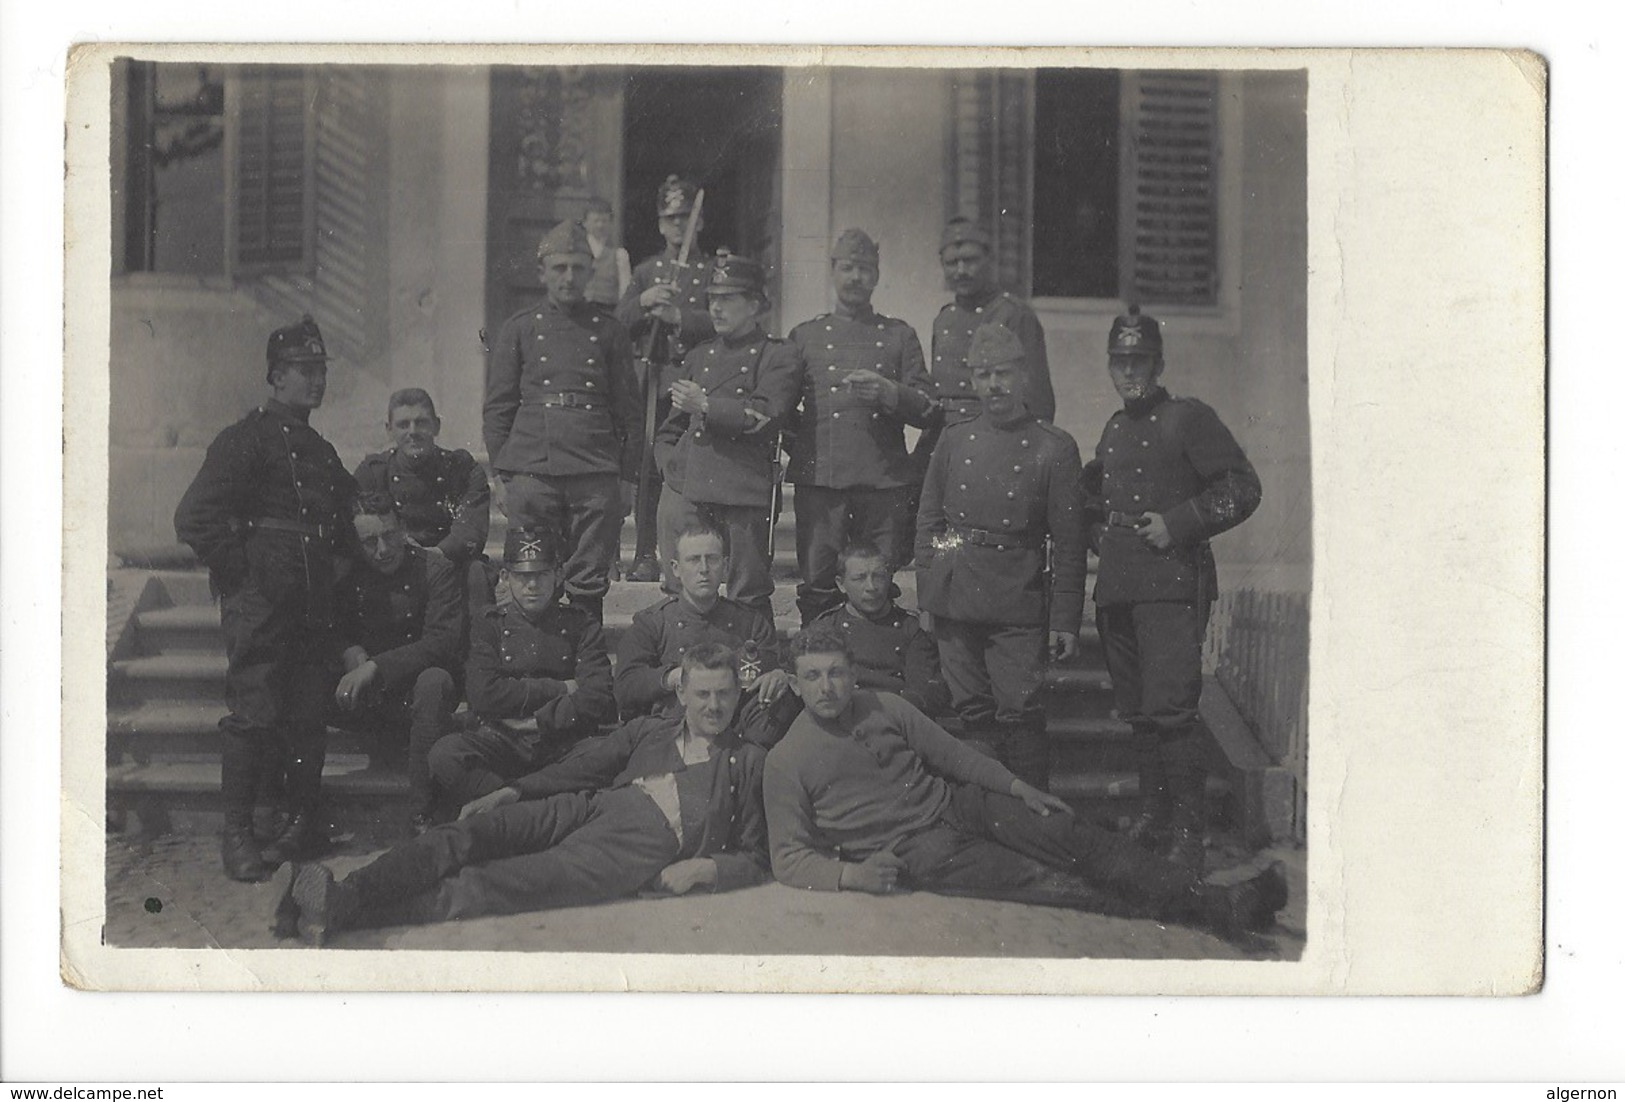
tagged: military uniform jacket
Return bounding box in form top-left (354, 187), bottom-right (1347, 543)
top-left (174, 400), bottom-right (356, 612)
top-left (509, 711), bottom-right (770, 893)
top-left (353, 446), bottom-right (490, 564)
top-left (655, 324), bottom-right (805, 507)
top-left (812, 603), bottom-right (950, 713)
top-left (335, 548), bottom-right (467, 692)
top-left (614, 594), bottom-right (780, 718)
top-left (465, 602), bottom-right (615, 736)
top-left (616, 247), bottom-right (715, 381)
top-left (914, 412), bottom-right (1087, 631)
top-left (484, 297), bottom-right (641, 479)
top-left (1082, 387), bottom-right (1262, 606)
top-left (785, 308), bottom-right (935, 489)
top-left (930, 289), bottom-right (1055, 425)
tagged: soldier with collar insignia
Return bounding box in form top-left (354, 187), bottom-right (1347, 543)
top-left (174, 315), bottom-right (358, 881)
top-left (614, 522), bottom-right (790, 733)
top-left (1082, 306), bottom-right (1262, 871)
top-left (332, 493), bottom-right (467, 835)
top-left (484, 220), bottom-right (642, 623)
top-left (786, 229), bottom-right (936, 626)
top-left (354, 388), bottom-right (490, 567)
top-left (811, 541), bottom-right (951, 717)
top-left (652, 249), bottom-right (804, 620)
top-left (914, 323), bottom-right (1087, 791)
top-left (425, 526), bottom-right (615, 810)
top-left (616, 176), bottom-right (715, 582)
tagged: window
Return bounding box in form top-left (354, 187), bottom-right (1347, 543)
top-left (952, 69), bottom-right (1223, 308)
top-left (120, 63), bottom-right (228, 274)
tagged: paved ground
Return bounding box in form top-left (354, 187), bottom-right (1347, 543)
top-left (105, 824), bottom-right (1306, 963)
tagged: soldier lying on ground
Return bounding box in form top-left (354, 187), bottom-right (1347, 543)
top-left (762, 624), bottom-right (1286, 942)
top-left (267, 643), bottom-right (770, 946)
top-left (424, 525), bottom-right (614, 810)
top-left (331, 492), bottom-right (467, 835)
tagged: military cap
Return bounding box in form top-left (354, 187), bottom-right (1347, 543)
top-left (707, 248), bottom-right (766, 296)
top-left (831, 227), bottom-right (880, 267)
top-left (1107, 304), bottom-right (1163, 356)
top-left (966, 322), bottom-right (1026, 369)
top-left (265, 315), bottom-right (328, 381)
top-left (939, 217), bottom-right (993, 255)
top-left (503, 526), bottom-right (558, 573)
top-left (535, 220), bottom-right (593, 262)
top-left (656, 175), bottom-right (699, 218)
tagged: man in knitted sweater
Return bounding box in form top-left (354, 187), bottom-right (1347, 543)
top-left (763, 623), bottom-right (1285, 936)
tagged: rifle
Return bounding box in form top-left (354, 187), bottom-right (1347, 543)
top-left (636, 189), bottom-right (706, 520)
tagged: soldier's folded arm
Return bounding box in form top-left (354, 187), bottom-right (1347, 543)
top-left (1160, 400), bottom-right (1264, 545)
top-left (369, 556), bottom-right (468, 687)
top-left (464, 614), bottom-right (558, 717)
top-left (533, 616), bottom-right (615, 733)
top-left (762, 753), bottom-right (846, 892)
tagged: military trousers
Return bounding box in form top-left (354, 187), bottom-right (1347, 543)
top-left (344, 787), bottom-right (681, 927)
top-left (791, 482), bottom-right (912, 624)
top-left (329, 667), bottom-right (460, 815)
top-left (655, 487), bottom-right (775, 621)
top-left (426, 721), bottom-right (596, 811)
top-left (890, 783), bottom-right (1194, 918)
top-left (501, 472), bottom-right (622, 602)
top-left (218, 582), bottom-right (340, 824)
top-left (933, 617), bottom-right (1050, 788)
top-left (632, 393), bottom-right (673, 562)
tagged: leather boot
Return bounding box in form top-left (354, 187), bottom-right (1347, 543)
top-left (1193, 860), bottom-right (1288, 940)
top-left (222, 826), bottom-right (272, 882)
top-left (1124, 727), bottom-right (1171, 850)
top-left (221, 731), bottom-right (271, 882)
top-left (567, 592), bottom-right (604, 623)
top-left (289, 862), bottom-right (360, 947)
top-left (260, 810), bottom-right (330, 866)
top-left (628, 555), bottom-right (661, 583)
top-left (261, 726), bottom-right (330, 865)
top-left (1162, 736), bottom-right (1209, 874)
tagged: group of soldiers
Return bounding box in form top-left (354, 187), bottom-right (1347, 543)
top-left (173, 172), bottom-right (1277, 945)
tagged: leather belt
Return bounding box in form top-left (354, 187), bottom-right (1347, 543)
top-left (933, 525), bottom-right (1044, 551)
top-left (251, 517), bottom-right (332, 539)
top-left (537, 391), bottom-right (602, 410)
top-left (1107, 511), bottom-right (1148, 529)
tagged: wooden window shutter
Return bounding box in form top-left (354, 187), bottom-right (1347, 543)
top-left (232, 66), bottom-right (313, 272)
top-left (949, 70), bottom-right (1034, 297)
top-left (1120, 70), bottom-right (1220, 307)
top-left (307, 67), bottom-right (387, 364)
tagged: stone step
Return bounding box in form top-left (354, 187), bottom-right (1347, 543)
top-left (133, 604), bottom-right (222, 653)
top-left (107, 755), bottom-right (407, 800)
top-left (106, 700), bottom-right (384, 760)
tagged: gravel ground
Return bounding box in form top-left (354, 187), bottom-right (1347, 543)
top-left (104, 825), bottom-right (1306, 965)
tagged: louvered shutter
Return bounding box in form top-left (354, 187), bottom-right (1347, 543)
top-left (1120, 71), bottom-right (1220, 307)
top-left (232, 66), bottom-right (312, 271)
top-left (307, 68), bottom-right (386, 363)
top-left (949, 70), bottom-right (1034, 297)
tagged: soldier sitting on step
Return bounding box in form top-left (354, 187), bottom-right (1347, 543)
top-left (810, 540), bottom-right (951, 718)
top-left (614, 521), bottom-right (794, 741)
top-left (425, 526), bottom-right (615, 813)
top-left (354, 388), bottom-right (490, 568)
top-left (331, 493), bottom-right (468, 835)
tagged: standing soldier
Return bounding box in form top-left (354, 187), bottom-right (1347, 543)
top-left (616, 176), bottom-right (714, 582)
top-left (913, 323), bottom-right (1086, 791)
top-left (354, 388), bottom-right (490, 567)
top-left (484, 220), bottom-right (642, 623)
top-left (786, 228), bottom-right (935, 625)
top-left (653, 249), bottom-right (803, 621)
top-left (1082, 306), bottom-right (1262, 871)
top-left (174, 316), bottom-right (357, 881)
top-left (908, 218), bottom-right (1057, 557)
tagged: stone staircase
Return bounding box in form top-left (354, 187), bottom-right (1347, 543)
top-left (107, 488), bottom-right (1237, 836)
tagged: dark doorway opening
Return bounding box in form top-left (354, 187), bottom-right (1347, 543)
top-left (621, 67), bottom-right (783, 321)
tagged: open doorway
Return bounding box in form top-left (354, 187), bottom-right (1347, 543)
top-left (620, 67), bottom-right (784, 327)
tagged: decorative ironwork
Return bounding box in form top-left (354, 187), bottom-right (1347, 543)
top-left (515, 67), bottom-right (594, 192)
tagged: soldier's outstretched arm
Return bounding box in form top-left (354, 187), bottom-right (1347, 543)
top-left (509, 716), bottom-right (645, 801)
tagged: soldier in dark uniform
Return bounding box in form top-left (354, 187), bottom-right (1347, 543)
top-left (786, 228), bottom-right (936, 625)
top-left (484, 220), bottom-right (642, 623)
top-left (269, 644), bottom-right (772, 946)
top-left (906, 218), bottom-right (1057, 560)
top-left (914, 323), bottom-right (1087, 791)
top-left (425, 526), bottom-right (615, 811)
top-left (353, 388), bottom-right (490, 566)
top-left (1082, 306), bottom-right (1262, 870)
top-left (173, 315), bottom-right (357, 881)
top-left (614, 522), bottom-right (789, 725)
top-left (811, 541), bottom-right (951, 717)
top-left (652, 249), bottom-right (804, 620)
top-left (616, 176), bottom-right (714, 582)
top-left (331, 492), bottom-right (468, 834)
